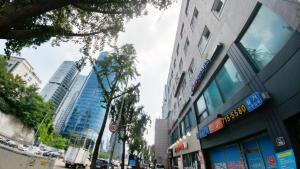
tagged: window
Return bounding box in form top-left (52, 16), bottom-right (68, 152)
top-left (180, 24), bottom-right (184, 39)
top-left (176, 43), bottom-right (180, 56)
top-left (239, 5), bottom-right (294, 70)
top-left (28, 76), bottom-right (32, 82)
top-left (180, 110), bottom-right (195, 136)
top-left (188, 59), bottom-right (195, 79)
top-left (185, 0), bottom-right (190, 15)
top-left (190, 8), bottom-right (199, 30)
top-left (198, 26), bottom-right (211, 54)
top-left (179, 58), bottom-right (183, 71)
top-left (184, 38), bottom-right (190, 55)
top-left (211, 0), bottom-right (226, 17)
top-left (215, 59), bottom-right (245, 101)
top-left (171, 127), bottom-right (180, 143)
top-left (174, 58), bottom-right (177, 67)
top-left (204, 80), bottom-right (223, 115)
top-left (195, 95), bottom-right (208, 123)
top-left (203, 58), bottom-right (244, 114)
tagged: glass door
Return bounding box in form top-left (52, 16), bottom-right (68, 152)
top-left (243, 139), bottom-right (265, 169)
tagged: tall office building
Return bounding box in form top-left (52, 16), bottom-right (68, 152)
top-left (40, 61), bottom-right (78, 109)
top-left (61, 52), bottom-right (108, 146)
top-left (160, 0), bottom-right (300, 169)
top-left (6, 56), bottom-right (41, 87)
top-left (53, 75), bottom-right (87, 133)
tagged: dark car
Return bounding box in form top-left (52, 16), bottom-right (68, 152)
top-left (96, 158), bottom-right (108, 169)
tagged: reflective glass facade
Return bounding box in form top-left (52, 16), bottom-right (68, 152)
top-left (61, 52), bottom-right (108, 143)
top-left (239, 5), bottom-right (294, 70)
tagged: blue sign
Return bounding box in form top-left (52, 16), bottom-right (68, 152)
top-left (244, 91), bottom-right (264, 112)
top-left (191, 59), bottom-right (210, 93)
top-left (197, 126), bottom-right (210, 139)
top-left (129, 160), bottom-right (136, 167)
top-left (276, 149), bottom-right (296, 169)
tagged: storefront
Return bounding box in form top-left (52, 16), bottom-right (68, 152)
top-left (209, 134), bottom-right (278, 169)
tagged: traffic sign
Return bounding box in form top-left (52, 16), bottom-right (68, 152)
top-left (109, 123), bottom-right (118, 133)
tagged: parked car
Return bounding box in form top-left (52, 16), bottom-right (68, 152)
top-left (96, 158), bottom-right (108, 169)
top-left (155, 164), bottom-right (164, 169)
top-left (7, 140), bottom-right (18, 148)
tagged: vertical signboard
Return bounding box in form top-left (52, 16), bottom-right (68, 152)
top-left (276, 149), bottom-right (297, 169)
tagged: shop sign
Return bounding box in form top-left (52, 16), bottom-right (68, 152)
top-left (223, 105), bottom-right (248, 124)
top-left (196, 126), bottom-right (210, 139)
top-left (208, 118), bottom-right (225, 133)
top-left (224, 91), bottom-right (266, 124)
top-left (244, 91), bottom-right (264, 112)
top-left (175, 142), bottom-right (188, 153)
top-left (191, 59), bottom-right (210, 93)
top-left (197, 91), bottom-right (267, 139)
top-left (275, 149), bottom-right (297, 169)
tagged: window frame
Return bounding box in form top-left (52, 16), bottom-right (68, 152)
top-left (180, 24), bottom-right (184, 39)
top-left (190, 8), bottom-right (199, 30)
top-left (235, 3), bottom-right (262, 72)
top-left (194, 95), bottom-right (209, 124)
top-left (185, 0), bottom-right (190, 15)
top-left (198, 26), bottom-right (211, 54)
top-left (211, 0), bottom-right (227, 18)
top-left (184, 37), bottom-right (190, 55)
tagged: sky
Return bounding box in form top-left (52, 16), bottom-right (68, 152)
top-left (0, 1), bottom-right (181, 145)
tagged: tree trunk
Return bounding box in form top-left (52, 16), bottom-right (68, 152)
top-left (0, 0), bottom-right (70, 33)
top-left (90, 101), bottom-right (111, 169)
top-left (121, 138), bottom-right (126, 169)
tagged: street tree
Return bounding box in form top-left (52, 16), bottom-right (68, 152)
top-left (0, 0), bottom-right (173, 56)
top-left (110, 87), bottom-right (150, 169)
top-left (88, 44), bottom-right (140, 169)
top-left (110, 86), bottom-right (140, 169)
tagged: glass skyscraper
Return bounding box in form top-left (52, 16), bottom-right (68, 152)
top-left (53, 75), bottom-right (87, 133)
top-left (40, 61), bottom-right (78, 109)
top-left (61, 52), bottom-right (108, 147)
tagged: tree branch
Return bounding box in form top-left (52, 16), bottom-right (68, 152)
top-left (71, 3), bottom-right (130, 15)
top-left (0, 26), bottom-right (114, 40)
top-left (112, 83), bottom-right (140, 100)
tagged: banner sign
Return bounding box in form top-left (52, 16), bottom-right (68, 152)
top-left (175, 142), bottom-right (188, 153)
top-left (197, 91), bottom-right (267, 139)
top-left (191, 59), bottom-right (210, 93)
top-left (276, 149), bottom-right (297, 169)
top-left (208, 118), bottom-right (225, 133)
top-left (197, 126), bottom-right (210, 139)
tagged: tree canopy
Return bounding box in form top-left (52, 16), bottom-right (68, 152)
top-left (0, 55), bottom-right (54, 129)
top-left (0, 0), bottom-right (173, 56)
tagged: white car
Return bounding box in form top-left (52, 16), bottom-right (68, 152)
top-left (155, 164), bottom-right (164, 169)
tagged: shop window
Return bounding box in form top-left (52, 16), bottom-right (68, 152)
top-left (215, 58), bottom-right (244, 101)
top-left (190, 8), bottom-right (199, 30)
top-left (198, 26), bottom-right (211, 54)
top-left (183, 152), bottom-right (200, 168)
top-left (184, 37), bottom-right (190, 55)
top-left (195, 95), bottom-right (208, 124)
top-left (239, 5), bottom-right (294, 70)
top-left (180, 24), bottom-right (184, 39)
top-left (204, 80), bottom-right (223, 115)
top-left (211, 0), bottom-right (226, 17)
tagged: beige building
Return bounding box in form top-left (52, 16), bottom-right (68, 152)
top-left (154, 119), bottom-right (169, 168)
top-left (6, 56), bottom-right (41, 87)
